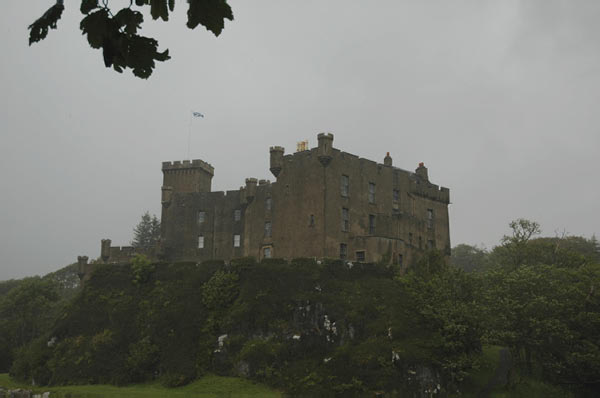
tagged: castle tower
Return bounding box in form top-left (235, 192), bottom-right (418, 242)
top-left (161, 159), bottom-right (214, 197)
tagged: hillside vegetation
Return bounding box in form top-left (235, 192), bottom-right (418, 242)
top-left (1, 220), bottom-right (599, 397)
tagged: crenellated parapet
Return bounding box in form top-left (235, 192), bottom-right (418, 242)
top-left (409, 179), bottom-right (450, 203)
top-left (162, 159), bottom-right (214, 176)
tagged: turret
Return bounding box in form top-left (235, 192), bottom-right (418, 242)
top-left (269, 146), bottom-right (284, 178)
top-left (245, 178), bottom-right (258, 203)
top-left (317, 133), bottom-right (334, 166)
top-left (384, 152), bottom-right (392, 166)
top-left (415, 162), bottom-right (429, 181)
top-left (77, 256), bottom-right (88, 280)
top-left (101, 239), bottom-right (111, 263)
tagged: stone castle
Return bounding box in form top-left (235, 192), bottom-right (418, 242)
top-left (79, 133), bottom-right (450, 275)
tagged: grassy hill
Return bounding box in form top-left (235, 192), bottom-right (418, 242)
top-left (0, 373), bottom-right (281, 397)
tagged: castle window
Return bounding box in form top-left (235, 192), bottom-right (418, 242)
top-left (369, 214), bottom-right (376, 234)
top-left (419, 236), bottom-right (422, 249)
top-left (356, 251), bottom-right (365, 262)
top-left (263, 246), bottom-right (272, 259)
top-left (427, 209), bottom-right (434, 229)
top-left (266, 197), bottom-right (272, 211)
top-left (398, 254), bottom-right (403, 266)
top-left (198, 211), bottom-right (206, 224)
top-left (340, 243), bottom-right (348, 260)
top-left (265, 221), bottom-right (272, 237)
top-left (409, 233), bottom-right (413, 245)
top-left (341, 208), bottom-right (349, 232)
top-left (368, 182), bottom-right (376, 203)
top-left (341, 175), bottom-right (349, 197)
top-left (393, 189), bottom-right (399, 202)
top-left (309, 214), bottom-right (315, 227)
top-left (233, 234), bottom-right (241, 247)
top-left (428, 240), bottom-right (435, 249)
top-left (234, 209), bottom-right (241, 222)
top-left (198, 235), bottom-right (204, 249)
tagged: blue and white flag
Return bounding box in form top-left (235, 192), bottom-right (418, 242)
top-left (192, 111), bottom-right (204, 118)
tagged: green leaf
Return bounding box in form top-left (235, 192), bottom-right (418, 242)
top-left (28, 3), bottom-right (65, 45)
top-left (150, 0), bottom-right (170, 21)
top-left (187, 0), bottom-right (234, 36)
top-left (80, 0), bottom-right (99, 14)
top-left (80, 9), bottom-right (112, 49)
top-left (114, 8), bottom-right (144, 35)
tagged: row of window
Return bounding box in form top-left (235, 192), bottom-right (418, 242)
top-left (198, 198), bottom-right (272, 225)
top-left (197, 221), bottom-right (272, 249)
top-left (341, 208), bottom-right (377, 234)
top-left (340, 246), bottom-right (404, 264)
top-left (198, 234), bottom-right (241, 249)
top-left (198, 235), bottom-right (273, 259)
top-left (341, 175), bottom-right (379, 204)
top-left (341, 176), bottom-right (436, 226)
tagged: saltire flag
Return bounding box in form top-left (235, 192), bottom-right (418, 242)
top-left (192, 111), bottom-right (204, 118)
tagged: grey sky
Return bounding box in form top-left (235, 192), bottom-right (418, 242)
top-left (1, 1), bottom-right (598, 280)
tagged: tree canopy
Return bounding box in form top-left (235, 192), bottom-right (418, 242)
top-left (28, 0), bottom-right (234, 79)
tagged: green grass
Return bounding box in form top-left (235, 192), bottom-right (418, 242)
top-left (490, 375), bottom-right (574, 398)
top-left (0, 373), bottom-right (282, 398)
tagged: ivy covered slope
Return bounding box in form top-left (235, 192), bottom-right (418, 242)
top-left (10, 254), bottom-right (483, 396)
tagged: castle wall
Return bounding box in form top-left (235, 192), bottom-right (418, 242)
top-left (154, 134), bottom-right (450, 265)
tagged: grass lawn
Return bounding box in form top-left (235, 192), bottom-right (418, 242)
top-left (0, 373), bottom-right (282, 398)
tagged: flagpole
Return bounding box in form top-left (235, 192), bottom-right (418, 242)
top-left (187, 110), bottom-right (193, 160)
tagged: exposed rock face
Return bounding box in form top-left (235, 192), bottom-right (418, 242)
top-left (0, 388), bottom-right (50, 398)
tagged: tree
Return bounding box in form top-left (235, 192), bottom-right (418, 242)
top-left (0, 277), bottom-right (60, 372)
top-left (451, 244), bottom-right (490, 272)
top-left (131, 211), bottom-right (160, 248)
top-left (28, 0), bottom-right (234, 78)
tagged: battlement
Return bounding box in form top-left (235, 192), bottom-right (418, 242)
top-left (409, 179), bottom-right (450, 203)
top-left (162, 159), bottom-right (214, 176)
top-left (270, 146), bottom-right (285, 152)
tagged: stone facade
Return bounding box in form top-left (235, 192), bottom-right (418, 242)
top-left (153, 133), bottom-right (450, 266)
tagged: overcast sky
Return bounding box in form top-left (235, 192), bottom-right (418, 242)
top-left (1, 1), bottom-right (599, 280)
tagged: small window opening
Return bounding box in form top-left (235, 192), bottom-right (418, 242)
top-left (341, 175), bottom-right (349, 197)
top-left (342, 208), bottom-right (349, 232)
top-left (266, 197), bottom-right (272, 211)
top-left (369, 214), bottom-right (376, 235)
top-left (264, 221), bottom-right (272, 237)
top-left (198, 235), bottom-right (204, 249)
top-left (234, 209), bottom-right (241, 221)
top-left (356, 251), bottom-right (366, 262)
top-left (198, 211), bottom-right (206, 224)
top-left (233, 234), bottom-right (241, 247)
top-left (263, 246), bottom-right (272, 258)
top-left (427, 209), bottom-right (434, 229)
top-left (368, 182), bottom-right (376, 203)
top-left (340, 243), bottom-right (348, 260)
